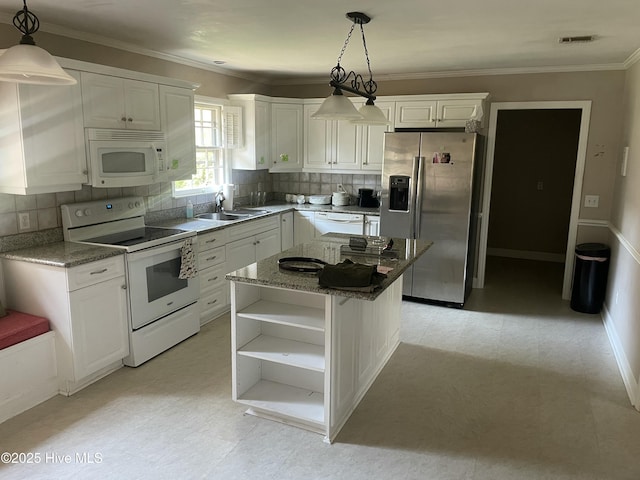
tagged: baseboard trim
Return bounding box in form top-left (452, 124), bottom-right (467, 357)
top-left (487, 248), bottom-right (565, 263)
top-left (602, 303), bottom-right (640, 411)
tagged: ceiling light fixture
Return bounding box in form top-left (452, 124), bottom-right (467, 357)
top-left (311, 12), bottom-right (389, 125)
top-left (0, 0), bottom-right (77, 85)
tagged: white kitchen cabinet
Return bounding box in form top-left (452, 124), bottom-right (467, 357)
top-left (364, 215), bottom-right (380, 236)
top-left (270, 102), bottom-right (303, 172)
top-left (361, 101), bottom-right (395, 171)
top-left (226, 216), bottom-right (282, 273)
top-left (394, 95), bottom-right (486, 129)
top-left (2, 255), bottom-right (129, 395)
top-left (227, 94), bottom-right (271, 170)
top-left (304, 101), bottom-right (363, 172)
top-left (0, 69), bottom-right (87, 195)
top-left (294, 211), bottom-right (316, 246)
top-left (280, 211), bottom-right (294, 251)
top-left (197, 229), bottom-right (229, 325)
top-left (81, 72), bottom-right (161, 130)
top-left (304, 100), bottom-right (392, 173)
top-left (230, 275), bottom-right (402, 442)
top-left (159, 85), bottom-right (196, 181)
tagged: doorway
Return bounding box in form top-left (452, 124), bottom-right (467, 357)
top-left (476, 101), bottom-right (592, 299)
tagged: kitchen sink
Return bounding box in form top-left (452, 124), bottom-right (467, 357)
top-left (196, 210), bottom-right (269, 222)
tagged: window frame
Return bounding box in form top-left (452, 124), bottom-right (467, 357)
top-left (171, 95), bottom-right (231, 198)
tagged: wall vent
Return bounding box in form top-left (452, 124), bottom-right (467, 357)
top-left (559, 35), bottom-right (597, 44)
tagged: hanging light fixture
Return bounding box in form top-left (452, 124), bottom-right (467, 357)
top-left (311, 12), bottom-right (390, 125)
top-left (0, 0), bottom-right (77, 85)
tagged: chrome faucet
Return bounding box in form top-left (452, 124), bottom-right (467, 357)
top-left (215, 191), bottom-right (225, 212)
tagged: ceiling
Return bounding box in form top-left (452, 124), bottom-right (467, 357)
top-left (1, 0), bottom-right (639, 83)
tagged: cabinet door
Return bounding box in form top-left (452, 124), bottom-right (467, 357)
top-left (270, 103), bottom-right (303, 171)
top-left (123, 79), bottom-right (161, 131)
top-left (333, 114), bottom-right (362, 171)
top-left (256, 228), bottom-right (281, 261)
top-left (304, 104), bottom-right (332, 170)
top-left (394, 100), bottom-right (437, 128)
top-left (255, 101), bottom-right (271, 168)
top-left (226, 236), bottom-right (258, 273)
top-left (81, 72), bottom-right (127, 129)
top-left (294, 211), bottom-right (315, 246)
top-left (17, 70), bottom-right (88, 193)
top-left (281, 212), bottom-right (294, 251)
top-left (436, 99), bottom-right (482, 127)
top-left (361, 101), bottom-right (395, 172)
top-left (364, 215), bottom-right (380, 236)
top-left (69, 276), bottom-right (129, 380)
top-left (160, 85), bottom-right (196, 181)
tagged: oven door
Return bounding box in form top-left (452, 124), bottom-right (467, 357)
top-left (127, 240), bottom-right (199, 330)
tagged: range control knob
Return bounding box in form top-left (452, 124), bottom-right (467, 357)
top-left (84, 208), bottom-right (92, 216)
top-left (135, 201), bottom-right (141, 208)
top-left (128, 202), bottom-right (134, 209)
top-left (75, 209), bottom-right (84, 217)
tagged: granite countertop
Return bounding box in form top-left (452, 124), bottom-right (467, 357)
top-left (226, 233), bottom-right (432, 301)
top-left (0, 242), bottom-right (124, 268)
top-left (151, 202), bottom-right (380, 233)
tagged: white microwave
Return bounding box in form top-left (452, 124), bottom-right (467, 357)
top-left (86, 129), bottom-right (167, 187)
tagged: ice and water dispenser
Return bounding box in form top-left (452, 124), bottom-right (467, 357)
top-left (389, 175), bottom-right (410, 212)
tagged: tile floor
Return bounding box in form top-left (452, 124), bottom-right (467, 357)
top-left (1, 257), bottom-right (639, 479)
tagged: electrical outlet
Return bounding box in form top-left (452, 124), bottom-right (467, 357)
top-left (584, 195), bottom-right (599, 208)
top-left (537, 181), bottom-right (544, 191)
top-left (18, 212), bottom-right (30, 230)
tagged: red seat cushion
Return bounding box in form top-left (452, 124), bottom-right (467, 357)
top-left (0, 310), bottom-right (50, 350)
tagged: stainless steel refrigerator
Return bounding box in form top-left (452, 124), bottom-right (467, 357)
top-left (380, 131), bottom-right (484, 307)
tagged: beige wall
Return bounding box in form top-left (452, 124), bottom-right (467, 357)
top-left (607, 59), bottom-right (640, 399)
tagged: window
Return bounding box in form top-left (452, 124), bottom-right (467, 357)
top-left (173, 99), bottom-right (229, 196)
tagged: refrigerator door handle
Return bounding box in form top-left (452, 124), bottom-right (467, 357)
top-left (413, 156), bottom-right (425, 238)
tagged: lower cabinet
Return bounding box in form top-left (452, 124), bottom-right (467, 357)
top-left (280, 211), bottom-right (294, 250)
top-left (364, 215), bottom-right (380, 236)
top-left (2, 256), bottom-right (129, 395)
top-left (293, 211), bottom-right (316, 245)
top-left (230, 276), bottom-right (402, 442)
top-left (197, 229), bottom-right (229, 325)
top-left (225, 216), bottom-right (281, 273)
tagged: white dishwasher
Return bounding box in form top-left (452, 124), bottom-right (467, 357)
top-left (314, 212), bottom-right (364, 237)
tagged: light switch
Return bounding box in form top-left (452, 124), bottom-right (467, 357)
top-left (584, 195), bottom-right (599, 208)
top-left (537, 181), bottom-right (544, 191)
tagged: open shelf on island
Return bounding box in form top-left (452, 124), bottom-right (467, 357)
top-left (238, 335), bottom-right (325, 372)
top-left (237, 300), bottom-right (325, 331)
top-left (238, 379), bottom-right (325, 426)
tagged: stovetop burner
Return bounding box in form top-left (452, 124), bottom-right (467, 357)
top-left (85, 226), bottom-right (187, 247)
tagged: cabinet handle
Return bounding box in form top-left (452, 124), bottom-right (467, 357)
top-left (206, 256), bottom-right (217, 261)
top-left (121, 116), bottom-right (127, 122)
top-left (282, 219), bottom-right (286, 222)
top-left (205, 239), bottom-right (217, 243)
top-left (256, 240), bottom-right (260, 244)
top-left (208, 299), bottom-right (218, 305)
top-left (121, 284), bottom-right (127, 290)
top-left (82, 169), bottom-right (88, 175)
top-left (167, 301), bottom-right (174, 306)
top-left (339, 297), bottom-right (350, 306)
top-left (127, 117), bottom-right (133, 122)
top-left (208, 276), bottom-right (219, 282)
top-left (90, 268), bottom-right (108, 275)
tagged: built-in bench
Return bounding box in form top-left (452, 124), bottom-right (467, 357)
top-left (0, 310), bottom-right (57, 424)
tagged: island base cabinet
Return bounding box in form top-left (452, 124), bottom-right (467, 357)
top-left (230, 275), bottom-right (402, 443)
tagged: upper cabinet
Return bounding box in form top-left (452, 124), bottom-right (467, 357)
top-left (0, 69), bottom-right (88, 195)
top-left (81, 72), bottom-right (161, 130)
top-left (270, 102), bottom-right (303, 172)
top-left (394, 94), bottom-right (488, 129)
top-left (304, 100), bottom-right (394, 173)
top-left (227, 94), bottom-right (271, 170)
top-left (159, 85), bottom-right (196, 181)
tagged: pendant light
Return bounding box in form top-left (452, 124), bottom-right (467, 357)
top-left (311, 12), bottom-right (389, 125)
top-left (0, 0), bottom-right (77, 85)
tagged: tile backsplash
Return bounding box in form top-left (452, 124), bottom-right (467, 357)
top-left (0, 170), bottom-right (381, 252)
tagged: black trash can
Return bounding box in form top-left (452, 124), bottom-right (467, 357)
top-left (570, 243), bottom-right (610, 313)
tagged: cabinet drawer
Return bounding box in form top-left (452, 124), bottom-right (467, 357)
top-left (226, 216), bottom-right (280, 242)
top-left (67, 256), bottom-right (125, 291)
top-left (198, 246), bottom-right (225, 270)
top-left (200, 263), bottom-right (227, 294)
top-left (200, 286), bottom-right (230, 322)
top-left (197, 230), bottom-right (228, 252)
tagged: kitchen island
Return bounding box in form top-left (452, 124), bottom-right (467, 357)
top-left (226, 233), bottom-right (432, 442)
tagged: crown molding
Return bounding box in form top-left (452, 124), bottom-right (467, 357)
top-left (624, 47), bottom-right (640, 68)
